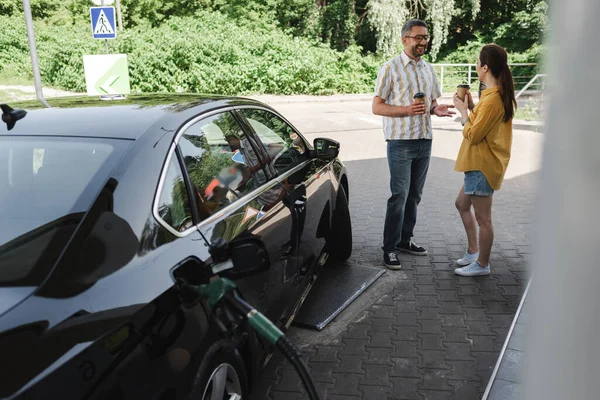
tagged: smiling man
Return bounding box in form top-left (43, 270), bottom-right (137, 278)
top-left (372, 19), bottom-right (455, 270)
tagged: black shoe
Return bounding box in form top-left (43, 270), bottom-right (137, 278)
top-left (384, 252), bottom-right (402, 270)
top-left (396, 241), bottom-right (428, 256)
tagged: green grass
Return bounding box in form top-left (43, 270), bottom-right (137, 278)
top-left (515, 108), bottom-right (540, 121)
top-left (514, 96), bottom-right (544, 121)
top-left (0, 66), bottom-right (34, 86)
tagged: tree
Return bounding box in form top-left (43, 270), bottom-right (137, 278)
top-left (366, 0), bottom-right (481, 59)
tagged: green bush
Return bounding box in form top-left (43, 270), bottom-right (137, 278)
top-left (0, 12), bottom-right (382, 95)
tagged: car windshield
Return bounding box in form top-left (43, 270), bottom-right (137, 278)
top-left (0, 136), bottom-right (128, 288)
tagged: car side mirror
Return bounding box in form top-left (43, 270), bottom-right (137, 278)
top-left (313, 138), bottom-right (340, 160)
top-left (209, 237), bottom-right (270, 280)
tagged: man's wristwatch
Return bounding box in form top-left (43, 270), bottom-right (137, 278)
top-left (461, 117), bottom-right (469, 126)
top-left (430, 105), bottom-right (438, 115)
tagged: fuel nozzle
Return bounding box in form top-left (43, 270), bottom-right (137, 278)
top-left (180, 277), bottom-right (284, 345)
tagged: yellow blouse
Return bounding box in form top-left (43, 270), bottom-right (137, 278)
top-left (454, 87), bottom-right (513, 190)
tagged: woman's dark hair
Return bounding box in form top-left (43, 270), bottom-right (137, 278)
top-left (479, 44), bottom-right (516, 122)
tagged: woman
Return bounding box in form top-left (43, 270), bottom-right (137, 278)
top-left (452, 44), bottom-right (516, 276)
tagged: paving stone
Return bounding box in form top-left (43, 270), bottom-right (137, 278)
top-left (391, 340), bottom-right (420, 358)
top-left (472, 351), bottom-right (500, 373)
top-left (359, 385), bottom-right (392, 399)
top-left (443, 328), bottom-right (473, 347)
top-left (330, 373), bottom-right (364, 397)
top-left (360, 364), bottom-right (394, 387)
top-left (389, 377), bottom-right (423, 399)
top-left (393, 326), bottom-right (419, 341)
top-left (393, 312), bottom-right (420, 326)
top-left (437, 290), bottom-right (460, 302)
top-left (415, 274), bottom-right (436, 284)
top-left (307, 362), bottom-right (337, 383)
top-left (420, 350), bottom-right (450, 369)
top-left (420, 334), bottom-right (446, 351)
top-left (270, 390), bottom-right (303, 400)
top-left (416, 295), bottom-right (441, 308)
top-left (371, 305), bottom-right (397, 319)
top-left (488, 314), bottom-right (516, 328)
top-left (369, 331), bottom-right (395, 348)
top-left (460, 295), bottom-right (486, 308)
top-left (326, 395), bottom-right (362, 400)
top-left (463, 308), bottom-right (491, 321)
top-left (445, 361), bottom-right (478, 381)
top-left (390, 357), bottom-right (421, 378)
top-left (418, 307), bottom-right (442, 319)
top-left (419, 319), bottom-right (444, 334)
top-left (445, 343), bottom-right (475, 361)
top-left (276, 369), bottom-right (304, 392)
top-left (335, 353), bottom-right (366, 374)
top-left (369, 317), bottom-right (398, 332)
top-left (468, 335), bottom-right (497, 352)
top-left (417, 285), bottom-right (438, 295)
top-left (340, 339), bottom-right (369, 355)
top-left (420, 390), bottom-right (452, 400)
top-left (438, 302), bottom-right (464, 314)
top-left (466, 320), bottom-right (496, 336)
top-left (440, 314), bottom-right (467, 327)
top-left (447, 379), bottom-right (482, 400)
top-left (436, 280), bottom-right (457, 290)
top-left (421, 369), bottom-right (453, 391)
top-left (344, 324), bottom-right (370, 340)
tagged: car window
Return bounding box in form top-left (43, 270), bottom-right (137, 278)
top-left (0, 136), bottom-right (128, 287)
top-left (239, 109), bottom-right (308, 176)
top-left (178, 111), bottom-right (268, 222)
top-left (156, 155), bottom-right (194, 233)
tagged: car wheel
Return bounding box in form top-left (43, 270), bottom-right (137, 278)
top-left (327, 185), bottom-right (352, 261)
top-left (189, 343), bottom-right (249, 400)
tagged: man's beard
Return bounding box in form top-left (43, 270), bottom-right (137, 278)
top-left (411, 44), bottom-right (426, 58)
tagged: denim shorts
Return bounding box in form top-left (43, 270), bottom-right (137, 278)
top-left (464, 171), bottom-right (494, 196)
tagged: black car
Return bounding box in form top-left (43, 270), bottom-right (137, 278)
top-left (0, 94), bottom-right (351, 399)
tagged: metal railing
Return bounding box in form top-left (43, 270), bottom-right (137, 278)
top-left (516, 73), bottom-right (548, 99)
top-left (432, 63), bottom-right (540, 93)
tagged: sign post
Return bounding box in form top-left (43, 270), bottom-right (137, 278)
top-left (22, 0), bottom-right (50, 107)
top-left (90, 5), bottom-right (117, 54)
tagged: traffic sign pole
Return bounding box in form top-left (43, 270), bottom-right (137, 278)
top-left (22, 0), bottom-right (50, 108)
top-left (101, 0), bottom-right (108, 54)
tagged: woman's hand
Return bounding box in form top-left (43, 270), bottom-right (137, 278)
top-left (466, 90), bottom-right (476, 110)
top-left (453, 93), bottom-right (469, 114)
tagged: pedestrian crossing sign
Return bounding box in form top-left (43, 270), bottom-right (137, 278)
top-left (90, 7), bottom-right (116, 39)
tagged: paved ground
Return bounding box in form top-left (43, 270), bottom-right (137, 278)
top-left (253, 96), bottom-right (540, 400)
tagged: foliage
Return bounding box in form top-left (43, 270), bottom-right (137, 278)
top-left (424, 0), bottom-right (457, 60)
top-left (365, 0), bottom-right (482, 60)
top-left (439, 0), bottom-right (549, 59)
top-left (366, 0), bottom-right (409, 56)
top-left (322, 0), bottom-right (358, 51)
top-left (0, 13), bottom-right (382, 95)
top-left (492, 1), bottom-right (548, 52)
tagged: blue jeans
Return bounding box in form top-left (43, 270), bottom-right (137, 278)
top-left (383, 139), bottom-right (432, 252)
top-left (464, 171), bottom-right (494, 196)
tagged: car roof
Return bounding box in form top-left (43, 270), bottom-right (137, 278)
top-left (1, 94), bottom-right (271, 140)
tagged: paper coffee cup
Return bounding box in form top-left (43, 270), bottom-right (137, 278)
top-left (413, 92), bottom-right (425, 104)
top-left (457, 84), bottom-right (470, 101)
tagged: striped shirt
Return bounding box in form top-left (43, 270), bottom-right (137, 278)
top-left (374, 51), bottom-right (442, 140)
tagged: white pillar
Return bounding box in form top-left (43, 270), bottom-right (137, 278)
top-left (526, 0), bottom-right (600, 399)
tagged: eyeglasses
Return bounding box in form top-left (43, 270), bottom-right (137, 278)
top-left (405, 35), bottom-right (430, 43)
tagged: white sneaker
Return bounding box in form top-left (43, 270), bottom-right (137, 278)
top-left (454, 261), bottom-right (490, 277)
top-left (457, 250), bottom-right (479, 266)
